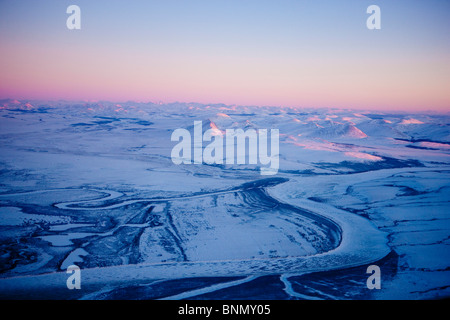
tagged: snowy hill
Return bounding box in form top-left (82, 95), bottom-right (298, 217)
top-left (0, 100), bottom-right (449, 300)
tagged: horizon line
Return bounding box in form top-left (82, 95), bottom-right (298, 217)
top-left (1, 97), bottom-right (448, 115)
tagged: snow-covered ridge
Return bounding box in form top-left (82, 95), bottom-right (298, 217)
top-left (0, 100), bottom-right (448, 299)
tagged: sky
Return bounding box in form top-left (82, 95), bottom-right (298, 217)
top-left (0, 0), bottom-right (449, 111)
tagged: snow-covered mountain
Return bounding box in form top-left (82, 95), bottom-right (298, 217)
top-left (0, 100), bottom-right (449, 300)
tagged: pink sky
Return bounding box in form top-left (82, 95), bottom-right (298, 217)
top-left (1, 42), bottom-right (448, 111)
top-left (1, 1), bottom-right (449, 112)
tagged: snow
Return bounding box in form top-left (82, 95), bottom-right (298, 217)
top-left (0, 100), bottom-right (448, 299)
top-left (344, 152), bottom-right (383, 161)
top-left (400, 118), bottom-right (425, 125)
top-left (38, 233), bottom-right (97, 247)
top-left (0, 207), bottom-right (70, 226)
top-left (61, 248), bottom-right (89, 270)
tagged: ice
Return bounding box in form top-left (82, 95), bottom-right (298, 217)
top-left (38, 233), bottom-right (97, 247)
top-left (0, 207), bottom-right (70, 226)
top-left (61, 248), bottom-right (89, 270)
top-left (0, 100), bottom-right (448, 299)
